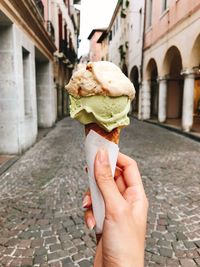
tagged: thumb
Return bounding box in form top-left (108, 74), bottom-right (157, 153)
top-left (94, 148), bottom-right (123, 209)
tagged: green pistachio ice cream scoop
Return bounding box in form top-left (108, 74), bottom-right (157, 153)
top-left (65, 61), bottom-right (135, 133)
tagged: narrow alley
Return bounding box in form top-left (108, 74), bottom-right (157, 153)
top-left (0, 118), bottom-right (200, 267)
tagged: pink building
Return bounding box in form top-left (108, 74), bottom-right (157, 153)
top-left (141, 0), bottom-right (200, 132)
top-left (88, 29), bottom-right (105, 61)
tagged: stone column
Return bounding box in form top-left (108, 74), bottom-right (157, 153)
top-left (36, 60), bottom-right (56, 127)
top-left (158, 77), bottom-right (167, 123)
top-left (140, 80), bottom-right (151, 120)
top-left (138, 83), bottom-right (143, 120)
top-left (182, 69), bottom-right (194, 132)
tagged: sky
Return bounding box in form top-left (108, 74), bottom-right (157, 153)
top-left (77, 0), bottom-right (118, 57)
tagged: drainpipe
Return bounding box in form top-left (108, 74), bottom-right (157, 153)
top-left (141, 0), bottom-right (146, 82)
top-left (138, 0), bottom-right (146, 120)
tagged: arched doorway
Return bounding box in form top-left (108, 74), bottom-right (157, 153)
top-left (190, 34), bottom-right (200, 132)
top-left (122, 64), bottom-right (128, 77)
top-left (130, 66), bottom-right (139, 114)
top-left (163, 46), bottom-right (183, 125)
top-left (146, 59), bottom-right (159, 119)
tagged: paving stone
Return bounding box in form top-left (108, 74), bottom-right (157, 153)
top-left (4, 247), bottom-right (15, 255)
top-left (186, 249), bottom-right (200, 259)
top-left (194, 240), bottom-right (200, 248)
top-left (45, 236), bottom-right (58, 245)
top-left (31, 238), bottom-right (44, 248)
top-left (50, 243), bottom-right (62, 252)
top-left (78, 259), bottom-right (91, 267)
top-left (151, 254), bottom-right (166, 264)
top-left (50, 261), bottom-right (61, 267)
top-left (174, 249), bottom-right (187, 258)
top-left (43, 231), bottom-right (54, 237)
top-left (166, 258), bottom-right (180, 267)
top-left (0, 238), bottom-right (9, 245)
top-left (62, 257), bottom-right (75, 267)
top-left (21, 258), bottom-right (33, 266)
top-left (10, 258), bottom-right (22, 266)
top-left (180, 258), bottom-right (197, 267)
top-left (35, 247), bottom-right (47, 256)
top-left (159, 247), bottom-right (173, 258)
top-left (68, 247), bottom-right (77, 254)
top-left (151, 231), bottom-right (165, 240)
top-left (157, 240), bottom-right (171, 248)
top-left (184, 241), bottom-right (197, 249)
top-left (18, 239), bottom-right (32, 248)
top-left (1, 256), bottom-right (13, 265)
top-left (34, 255), bottom-right (47, 265)
top-left (14, 248), bottom-right (25, 256)
top-left (22, 248), bottom-right (34, 257)
top-left (176, 232), bottom-right (188, 241)
top-left (194, 258), bottom-right (200, 265)
top-left (72, 252), bottom-right (85, 261)
top-left (77, 244), bottom-right (87, 252)
top-left (48, 250), bottom-right (69, 262)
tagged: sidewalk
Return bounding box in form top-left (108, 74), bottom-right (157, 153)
top-left (0, 127), bottom-right (53, 177)
top-left (144, 118), bottom-right (200, 142)
top-left (0, 155), bottom-right (19, 176)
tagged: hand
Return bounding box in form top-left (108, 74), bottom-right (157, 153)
top-left (83, 148), bottom-right (148, 267)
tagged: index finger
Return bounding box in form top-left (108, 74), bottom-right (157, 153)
top-left (117, 152), bottom-right (144, 189)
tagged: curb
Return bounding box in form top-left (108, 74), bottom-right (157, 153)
top-left (143, 119), bottom-right (200, 142)
top-left (0, 156), bottom-right (19, 176)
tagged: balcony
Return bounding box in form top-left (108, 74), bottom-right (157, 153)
top-left (46, 20), bottom-right (55, 42)
top-left (34, 0), bottom-right (44, 18)
top-left (60, 39), bottom-right (77, 64)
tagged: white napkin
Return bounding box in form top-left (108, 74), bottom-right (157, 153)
top-left (85, 130), bottom-right (119, 234)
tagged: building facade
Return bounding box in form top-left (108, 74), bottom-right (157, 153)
top-left (128, 0), bottom-right (145, 115)
top-left (107, 0), bottom-right (129, 74)
top-left (0, 0), bottom-right (80, 154)
top-left (97, 0), bottom-right (145, 114)
top-left (141, 0), bottom-right (200, 132)
top-left (97, 30), bottom-right (109, 61)
top-left (88, 29), bottom-right (105, 62)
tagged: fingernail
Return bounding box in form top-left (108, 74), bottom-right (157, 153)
top-left (82, 195), bottom-right (90, 208)
top-left (97, 147), bottom-right (108, 164)
top-left (87, 217), bottom-right (95, 230)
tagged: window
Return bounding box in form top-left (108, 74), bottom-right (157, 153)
top-left (109, 31), bottom-right (112, 41)
top-left (162, 0), bottom-right (168, 12)
top-left (22, 47), bottom-right (31, 116)
top-left (147, 0), bottom-right (153, 28)
top-left (138, 8), bottom-right (142, 39)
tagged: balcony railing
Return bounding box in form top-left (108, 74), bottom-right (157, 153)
top-left (34, 0), bottom-right (44, 18)
top-left (46, 20), bottom-right (55, 42)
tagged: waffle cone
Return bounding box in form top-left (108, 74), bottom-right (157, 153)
top-left (85, 123), bottom-right (120, 144)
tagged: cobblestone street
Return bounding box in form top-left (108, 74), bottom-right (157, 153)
top-left (0, 117), bottom-right (200, 267)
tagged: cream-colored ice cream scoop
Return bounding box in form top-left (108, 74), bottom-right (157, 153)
top-left (65, 61), bottom-right (135, 100)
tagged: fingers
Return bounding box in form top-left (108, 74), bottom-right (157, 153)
top-left (94, 148), bottom-right (124, 209)
top-left (117, 152), bottom-right (144, 189)
top-left (84, 208), bottom-right (96, 230)
top-left (82, 190), bottom-right (92, 208)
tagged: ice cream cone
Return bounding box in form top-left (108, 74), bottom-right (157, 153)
top-left (85, 123), bottom-right (120, 144)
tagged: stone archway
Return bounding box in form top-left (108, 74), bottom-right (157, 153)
top-left (130, 66), bottom-right (140, 113)
top-left (146, 59), bottom-right (159, 119)
top-left (163, 46), bottom-right (183, 121)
